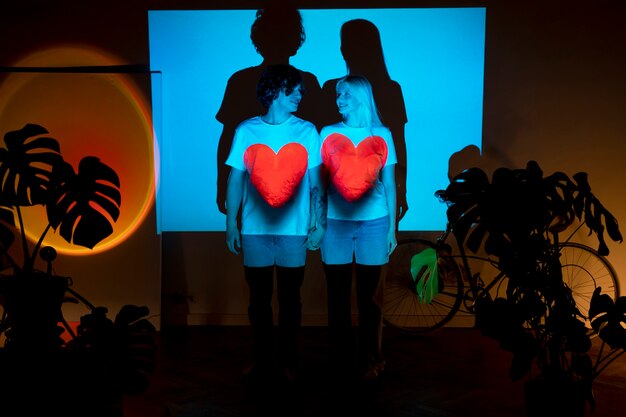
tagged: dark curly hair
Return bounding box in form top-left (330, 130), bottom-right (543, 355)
top-left (250, 0), bottom-right (305, 58)
top-left (256, 64), bottom-right (304, 108)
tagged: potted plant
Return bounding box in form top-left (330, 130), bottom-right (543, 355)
top-left (0, 123), bottom-right (157, 416)
top-left (435, 160), bottom-right (624, 417)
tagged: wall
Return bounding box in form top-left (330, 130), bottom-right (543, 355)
top-left (2, 0), bottom-right (625, 328)
top-left (0, 1), bottom-right (162, 328)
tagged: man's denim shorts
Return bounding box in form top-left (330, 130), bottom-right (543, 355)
top-left (242, 234), bottom-right (307, 267)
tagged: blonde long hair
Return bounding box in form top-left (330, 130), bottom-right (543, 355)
top-left (336, 74), bottom-right (383, 127)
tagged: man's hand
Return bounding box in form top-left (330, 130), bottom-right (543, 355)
top-left (226, 225), bottom-right (241, 255)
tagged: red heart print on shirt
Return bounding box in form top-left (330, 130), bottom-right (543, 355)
top-left (244, 142), bottom-right (308, 208)
top-left (322, 133), bottom-right (388, 202)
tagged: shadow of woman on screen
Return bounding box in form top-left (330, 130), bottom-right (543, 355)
top-left (319, 18), bottom-right (409, 223)
top-left (215, 0), bottom-right (322, 214)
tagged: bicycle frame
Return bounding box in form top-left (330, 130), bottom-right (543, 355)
top-left (435, 220), bottom-right (618, 316)
top-left (435, 226), bottom-right (507, 314)
top-left (382, 221), bottom-right (619, 335)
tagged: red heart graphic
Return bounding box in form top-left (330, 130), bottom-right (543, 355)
top-left (244, 143), bottom-right (308, 208)
top-left (322, 133), bottom-right (388, 202)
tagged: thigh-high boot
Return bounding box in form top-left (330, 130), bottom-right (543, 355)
top-left (323, 262), bottom-right (355, 375)
top-left (355, 263), bottom-right (384, 378)
top-left (244, 265), bottom-right (275, 373)
top-left (276, 265), bottom-right (305, 374)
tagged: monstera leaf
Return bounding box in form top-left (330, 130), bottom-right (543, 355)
top-left (437, 161), bottom-right (622, 260)
top-left (46, 157), bottom-right (121, 249)
top-left (0, 124), bottom-right (122, 262)
top-left (0, 124), bottom-right (63, 207)
top-left (112, 304), bottom-right (158, 395)
top-left (589, 287), bottom-right (626, 350)
top-left (67, 304), bottom-right (157, 396)
top-left (410, 247), bottom-right (439, 303)
top-left (571, 172), bottom-right (623, 256)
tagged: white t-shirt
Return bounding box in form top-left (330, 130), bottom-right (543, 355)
top-left (226, 115), bottom-right (321, 236)
top-left (320, 122), bottom-right (397, 221)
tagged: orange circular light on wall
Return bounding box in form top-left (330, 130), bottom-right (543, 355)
top-left (0, 46), bottom-right (156, 255)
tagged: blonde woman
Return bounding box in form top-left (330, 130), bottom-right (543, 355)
top-left (320, 74), bottom-right (397, 383)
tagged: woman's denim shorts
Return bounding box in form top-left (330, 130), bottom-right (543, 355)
top-left (321, 216), bottom-right (390, 266)
top-left (242, 234), bottom-right (307, 267)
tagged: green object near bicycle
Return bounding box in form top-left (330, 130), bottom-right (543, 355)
top-left (410, 248), bottom-right (439, 303)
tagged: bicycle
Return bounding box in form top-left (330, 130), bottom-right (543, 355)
top-left (382, 225), bottom-right (620, 335)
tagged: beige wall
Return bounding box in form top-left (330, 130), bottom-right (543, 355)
top-left (160, 1), bottom-right (626, 326)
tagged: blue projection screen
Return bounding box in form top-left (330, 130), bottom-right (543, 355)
top-left (148, 7), bottom-right (486, 233)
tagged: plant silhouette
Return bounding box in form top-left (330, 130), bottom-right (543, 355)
top-left (0, 123), bottom-right (157, 415)
top-left (436, 160), bottom-right (624, 415)
top-left (0, 123), bottom-right (120, 272)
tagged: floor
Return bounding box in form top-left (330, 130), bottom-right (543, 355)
top-left (123, 325), bottom-right (626, 417)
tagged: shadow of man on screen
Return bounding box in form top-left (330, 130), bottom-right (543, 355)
top-left (215, 0), bottom-right (322, 214)
top-left (319, 18), bottom-right (409, 224)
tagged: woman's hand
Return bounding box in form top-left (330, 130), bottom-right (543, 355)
top-left (387, 229), bottom-right (397, 256)
top-left (305, 226), bottom-right (325, 250)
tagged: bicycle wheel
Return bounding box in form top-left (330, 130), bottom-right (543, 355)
top-left (559, 242), bottom-right (620, 326)
top-left (383, 238), bottom-right (464, 334)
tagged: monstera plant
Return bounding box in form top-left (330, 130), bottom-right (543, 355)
top-left (436, 161), bottom-right (624, 417)
top-left (0, 124), bottom-right (156, 416)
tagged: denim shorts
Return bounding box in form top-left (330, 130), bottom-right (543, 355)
top-left (321, 216), bottom-right (390, 265)
top-left (241, 234), bottom-right (308, 267)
